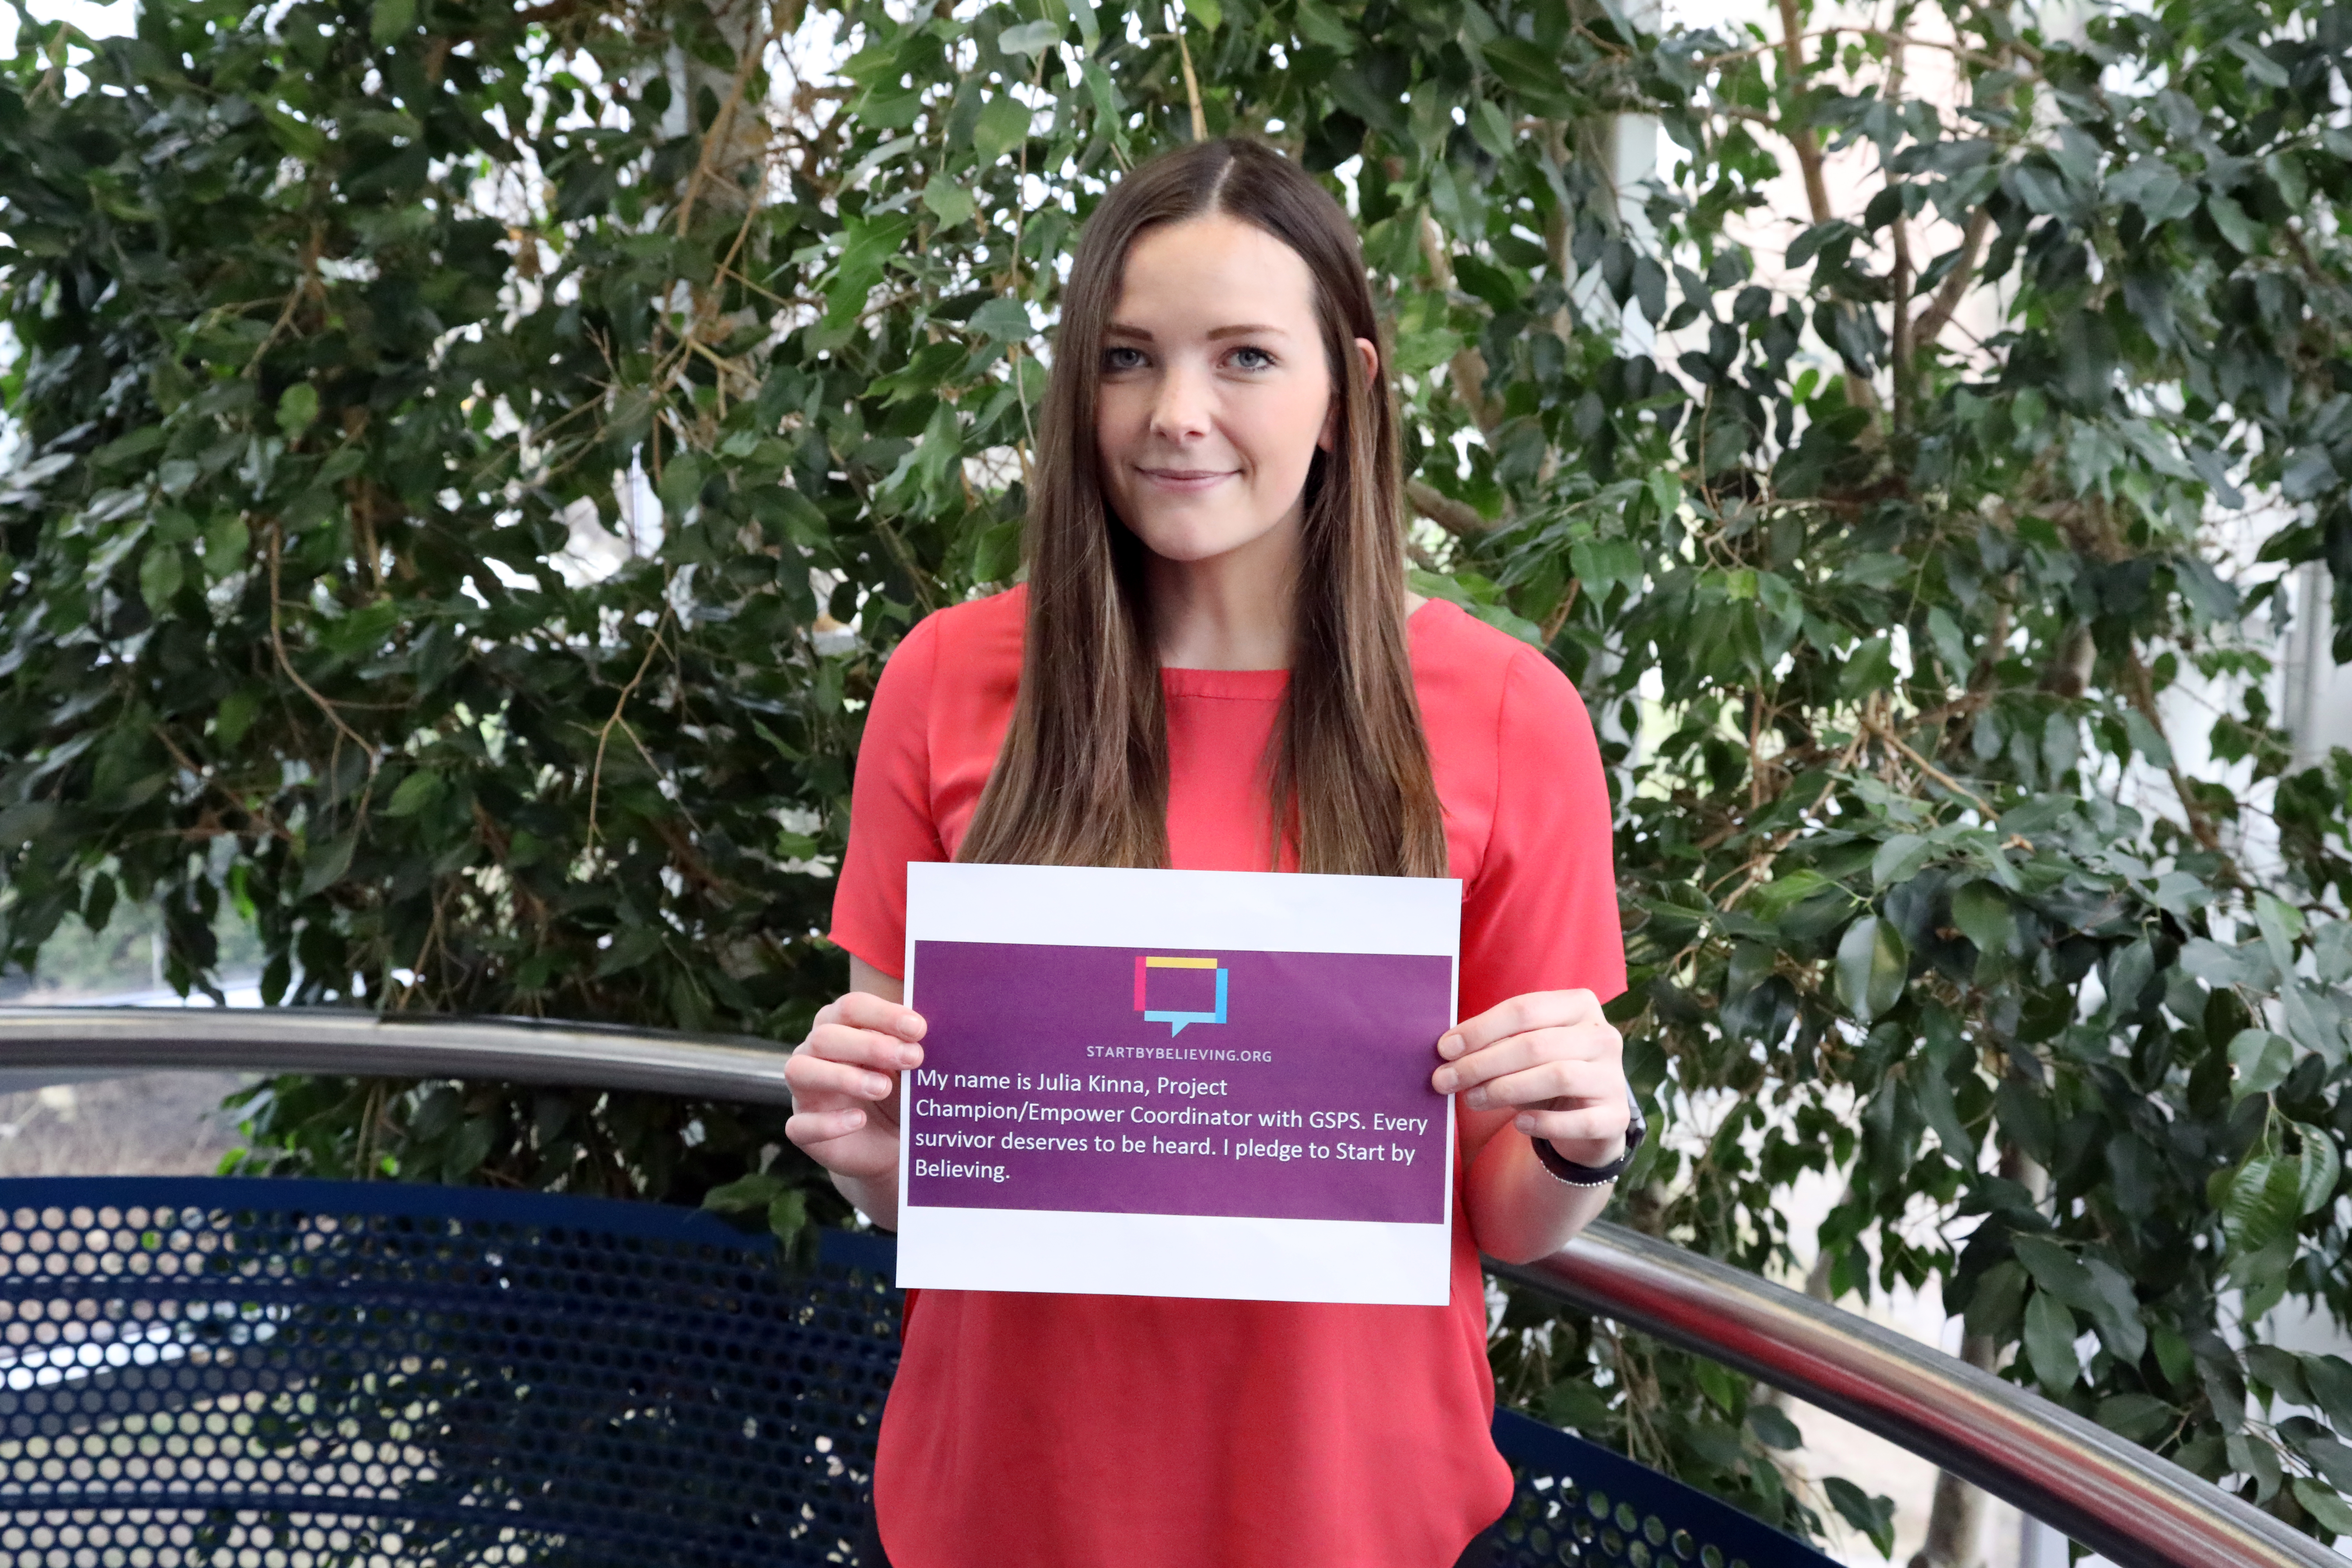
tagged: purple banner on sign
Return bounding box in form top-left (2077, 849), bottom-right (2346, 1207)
top-left (904, 941), bottom-right (1454, 1223)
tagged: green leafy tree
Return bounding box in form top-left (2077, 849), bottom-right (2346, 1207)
top-left (2, 0), bottom-right (2348, 1553)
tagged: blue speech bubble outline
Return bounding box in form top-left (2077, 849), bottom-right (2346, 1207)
top-left (1141, 965), bottom-right (1227, 1037)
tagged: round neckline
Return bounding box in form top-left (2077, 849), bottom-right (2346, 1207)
top-left (1161, 665), bottom-right (1289, 699)
top-left (1158, 599), bottom-right (1443, 699)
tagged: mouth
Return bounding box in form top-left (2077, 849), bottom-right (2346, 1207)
top-left (1137, 467), bottom-right (1238, 492)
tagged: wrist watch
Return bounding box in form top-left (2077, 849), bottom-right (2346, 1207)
top-left (1531, 1085), bottom-right (1647, 1186)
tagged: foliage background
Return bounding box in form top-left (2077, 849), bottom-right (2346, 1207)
top-left (2, 0), bottom-right (2350, 1554)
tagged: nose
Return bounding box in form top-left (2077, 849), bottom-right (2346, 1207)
top-left (1147, 358), bottom-right (1213, 443)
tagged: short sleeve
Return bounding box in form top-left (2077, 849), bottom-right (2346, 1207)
top-left (1458, 646), bottom-right (1626, 1019)
top-left (827, 613), bottom-right (949, 979)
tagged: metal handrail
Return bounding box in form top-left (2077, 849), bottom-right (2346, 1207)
top-left (1496, 1234), bottom-right (2330, 1568)
top-left (0, 1005), bottom-right (796, 1104)
top-left (0, 1006), bottom-right (2329, 1568)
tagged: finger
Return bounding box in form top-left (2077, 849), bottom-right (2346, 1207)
top-left (1515, 1104), bottom-right (1630, 1148)
top-left (832, 990), bottom-right (928, 1042)
top-left (785, 1106), bottom-right (870, 1148)
top-left (1437, 988), bottom-right (1602, 1060)
top-left (1431, 1023), bottom-right (1617, 1094)
top-left (803, 1021), bottom-right (923, 1071)
top-left (785, 1054), bottom-right (898, 1103)
top-left (1459, 1058), bottom-right (1623, 1113)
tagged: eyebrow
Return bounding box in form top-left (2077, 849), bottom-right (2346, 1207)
top-left (1102, 322), bottom-right (1291, 342)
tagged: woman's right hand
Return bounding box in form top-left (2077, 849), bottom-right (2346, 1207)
top-left (785, 990), bottom-right (926, 1185)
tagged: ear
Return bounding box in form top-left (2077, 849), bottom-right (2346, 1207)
top-left (1317, 337), bottom-right (1380, 453)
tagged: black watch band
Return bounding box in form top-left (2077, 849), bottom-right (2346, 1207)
top-left (1531, 1084), bottom-right (1647, 1186)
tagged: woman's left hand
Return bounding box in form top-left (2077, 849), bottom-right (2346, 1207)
top-left (1430, 989), bottom-right (1628, 1165)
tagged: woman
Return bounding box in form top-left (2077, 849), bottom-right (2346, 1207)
top-left (785, 137), bottom-right (1632, 1568)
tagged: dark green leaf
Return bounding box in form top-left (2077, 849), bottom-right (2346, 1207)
top-left (827, 212), bottom-right (917, 324)
top-left (276, 384), bottom-right (319, 440)
top-left (972, 94), bottom-right (1033, 161)
top-left (922, 176), bottom-right (976, 227)
top-left (2096, 1393), bottom-right (2174, 1442)
top-left (969, 298), bottom-right (1035, 341)
top-left (1746, 1403), bottom-right (1802, 1450)
top-left (2248, 1344), bottom-right (2312, 1407)
top-left (385, 770), bottom-right (444, 817)
top-left (2292, 1480), bottom-right (2352, 1536)
top-left (1950, 880), bottom-right (2013, 956)
top-left (369, 0), bottom-right (416, 48)
top-left (2023, 1293), bottom-right (2080, 1392)
top-left (1835, 915), bottom-right (1908, 1021)
top-left (997, 20), bottom-right (1062, 55)
top-left (2297, 1123), bottom-right (2341, 1216)
top-left (2206, 193), bottom-right (2261, 252)
top-left (138, 547), bottom-right (185, 613)
top-left (1822, 1476), bottom-right (1895, 1556)
top-left (2224, 1155), bottom-right (2303, 1254)
top-left (1963, 1260), bottom-right (2028, 1342)
top-left (702, 1171), bottom-right (787, 1212)
top-left (2230, 1029), bottom-right (2295, 1098)
top-left (296, 831), bottom-right (358, 899)
top-left (1870, 833), bottom-right (1933, 889)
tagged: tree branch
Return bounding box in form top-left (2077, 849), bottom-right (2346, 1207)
top-left (1407, 478), bottom-right (1494, 537)
top-left (587, 610), bottom-right (672, 850)
top-left (1540, 579), bottom-right (1581, 644)
top-left (1770, 0), bottom-right (1883, 416)
top-left (1419, 215), bottom-right (1502, 432)
top-left (1773, 0), bottom-right (1833, 227)
top-left (673, 2), bottom-right (779, 237)
top-left (1912, 205), bottom-right (1993, 351)
top-left (266, 523), bottom-right (378, 777)
top-left (2123, 645), bottom-right (2226, 859)
top-left (1700, 25), bottom-right (2030, 75)
top-left (152, 725), bottom-right (293, 843)
top-left (1866, 715), bottom-right (1996, 816)
top-left (1888, 35), bottom-right (1913, 433)
top-left (1173, 22), bottom-right (1207, 141)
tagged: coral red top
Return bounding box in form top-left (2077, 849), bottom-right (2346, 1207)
top-left (828, 586), bottom-right (1624, 1568)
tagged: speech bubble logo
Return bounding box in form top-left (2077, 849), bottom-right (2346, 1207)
top-left (1134, 955), bottom-right (1228, 1037)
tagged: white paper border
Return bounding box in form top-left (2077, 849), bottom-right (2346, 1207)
top-left (899, 863), bottom-right (1461, 1307)
top-left (904, 862), bottom-right (1461, 958)
top-left (896, 1206), bottom-right (1452, 1306)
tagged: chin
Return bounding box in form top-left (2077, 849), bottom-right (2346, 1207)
top-left (1134, 529), bottom-right (1244, 563)
top-left (1121, 510), bottom-right (1272, 565)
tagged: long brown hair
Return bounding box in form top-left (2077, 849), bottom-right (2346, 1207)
top-left (958, 138), bottom-right (1446, 879)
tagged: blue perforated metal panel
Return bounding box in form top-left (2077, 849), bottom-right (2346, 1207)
top-left (0, 1178), bottom-right (896, 1566)
top-left (0, 1177), bottom-right (1830, 1567)
top-left (1488, 1410), bottom-right (1837, 1568)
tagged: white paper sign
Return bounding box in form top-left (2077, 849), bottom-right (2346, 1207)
top-left (898, 862), bottom-right (1460, 1306)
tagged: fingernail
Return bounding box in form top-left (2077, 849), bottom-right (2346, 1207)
top-left (867, 1075), bottom-right (892, 1097)
top-left (1515, 1115), bottom-right (1535, 1133)
top-left (1438, 1034), bottom-right (1463, 1059)
top-left (1432, 1069), bottom-right (1457, 1094)
top-left (846, 1109), bottom-right (866, 1129)
top-left (1464, 1087), bottom-right (1489, 1111)
top-left (898, 1015), bottom-right (926, 1040)
top-left (898, 1046), bottom-right (923, 1069)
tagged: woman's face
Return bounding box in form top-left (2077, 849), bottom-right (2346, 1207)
top-left (1093, 215), bottom-right (1344, 569)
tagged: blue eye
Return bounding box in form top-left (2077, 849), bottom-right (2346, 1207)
top-left (1103, 346), bottom-right (1146, 371)
top-left (1230, 346), bottom-right (1274, 370)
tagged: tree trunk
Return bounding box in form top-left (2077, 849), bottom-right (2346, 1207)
top-left (1909, 1145), bottom-right (2045, 1567)
top-left (1905, 1332), bottom-right (1998, 1568)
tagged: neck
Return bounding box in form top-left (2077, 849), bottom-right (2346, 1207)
top-left (1146, 514), bottom-right (1301, 671)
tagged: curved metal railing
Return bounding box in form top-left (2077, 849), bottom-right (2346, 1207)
top-left (1489, 1245), bottom-right (2328, 1568)
top-left (0, 1004), bottom-right (798, 1103)
top-left (0, 1006), bottom-right (2329, 1568)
